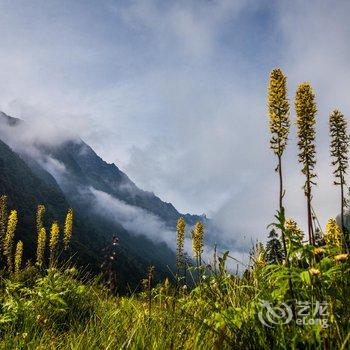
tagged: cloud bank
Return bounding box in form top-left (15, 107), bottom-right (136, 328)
top-left (0, 1), bottom-right (349, 251)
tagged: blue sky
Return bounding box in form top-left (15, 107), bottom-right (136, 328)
top-left (1, 0), bottom-right (350, 249)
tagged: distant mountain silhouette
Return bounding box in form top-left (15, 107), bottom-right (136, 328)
top-left (0, 112), bottom-right (209, 290)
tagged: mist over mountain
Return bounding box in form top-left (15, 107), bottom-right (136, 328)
top-left (0, 111), bottom-right (238, 286)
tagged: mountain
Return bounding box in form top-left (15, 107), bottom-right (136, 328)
top-left (36, 136), bottom-right (205, 228)
top-left (0, 112), bottom-right (208, 290)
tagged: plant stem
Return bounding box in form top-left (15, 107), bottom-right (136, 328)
top-left (278, 155), bottom-right (288, 259)
top-left (306, 166), bottom-right (314, 245)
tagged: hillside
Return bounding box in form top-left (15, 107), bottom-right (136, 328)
top-left (0, 137), bottom-right (171, 288)
top-left (0, 112), bottom-right (211, 290)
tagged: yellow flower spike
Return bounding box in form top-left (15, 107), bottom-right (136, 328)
top-left (324, 218), bottom-right (342, 248)
top-left (0, 195), bottom-right (8, 242)
top-left (49, 221), bottom-right (60, 266)
top-left (268, 68), bottom-right (290, 157)
top-left (295, 83), bottom-right (317, 244)
top-left (192, 222), bottom-right (204, 265)
top-left (329, 110), bottom-right (349, 233)
top-left (285, 218), bottom-right (304, 245)
top-left (63, 208), bottom-right (73, 250)
top-left (176, 217), bottom-right (186, 273)
top-left (267, 69), bottom-right (290, 258)
top-left (3, 210), bottom-right (18, 270)
top-left (36, 227), bottom-right (46, 266)
top-left (36, 204), bottom-right (45, 234)
top-left (14, 240), bottom-right (23, 275)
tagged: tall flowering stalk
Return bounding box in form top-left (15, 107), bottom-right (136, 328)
top-left (268, 68), bottom-right (290, 258)
top-left (324, 218), bottom-right (342, 249)
top-left (0, 195), bottom-right (8, 266)
top-left (0, 195), bottom-right (8, 244)
top-left (176, 217), bottom-right (186, 277)
top-left (329, 110), bottom-right (349, 247)
top-left (250, 242), bottom-right (266, 269)
top-left (36, 205), bottom-right (45, 234)
top-left (295, 83), bottom-right (317, 245)
top-left (3, 210), bottom-right (18, 271)
top-left (14, 240), bottom-right (23, 275)
top-left (49, 222), bottom-right (60, 266)
top-left (192, 222), bottom-right (204, 267)
top-left (63, 208), bottom-right (73, 250)
top-left (285, 218), bottom-right (304, 251)
top-left (36, 227), bottom-right (46, 266)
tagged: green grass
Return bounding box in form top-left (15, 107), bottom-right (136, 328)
top-left (1, 237), bottom-right (349, 350)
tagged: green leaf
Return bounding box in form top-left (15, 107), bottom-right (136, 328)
top-left (300, 271), bottom-right (311, 285)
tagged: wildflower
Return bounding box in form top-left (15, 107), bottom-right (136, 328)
top-left (164, 277), bottom-right (170, 290)
top-left (49, 221), bottom-right (60, 266)
top-left (334, 253), bottom-right (348, 262)
top-left (324, 218), bottom-right (342, 248)
top-left (309, 268), bottom-right (320, 276)
top-left (256, 245), bottom-right (267, 268)
top-left (36, 204), bottom-right (45, 234)
top-left (295, 83), bottom-right (317, 244)
top-left (14, 240), bottom-right (23, 275)
top-left (313, 247), bottom-right (325, 255)
top-left (63, 208), bottom-right (73, 250)
top-left (285, 218), bottom-right (303, 247)
top-left (22, 333), bottom-right (28, 339)
top-left (268, 68), bottom-right (290, 156)
top-left (176, 217), bottom-right (186, 273)
top-left (329, 110), bottom-right (349, 233)
top-left (250, 241), bottom-right (266, 269)
top-left (192, 222), bottom-right (204, 266)
top-left (3, 210), bottom-right (18, 270)
top-left (267, 69), bottom-right (290, 263)
top-left (36, 227), bottom-right (46, 266)
top-left (0, 195), bottom-right (8, 242)
top-left (256, 259), bottom-right (267, 269)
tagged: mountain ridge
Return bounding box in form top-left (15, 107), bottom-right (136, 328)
top-left (0, 111), bottom-right (204, 227)
top-left (0, 111), bottom-right (213, 289)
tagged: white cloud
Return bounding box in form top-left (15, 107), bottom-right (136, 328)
top-left (0, 0), bottom-right (349, 254)
top-left (90, 186), bottom-right (176, 246)
top-left (90, 186), bottom-right (248, 269)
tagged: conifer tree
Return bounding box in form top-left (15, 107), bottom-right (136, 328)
top-left (265, 229), bottom-right (283, 264)
top-left (295, 83), bottom-right (317, 244)
top-left (329, 110), bottom-right (349, 245)
top-left (268, 68), bottom-right (290, 257)
top-left (176, 217), bottom-right (186, 277)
